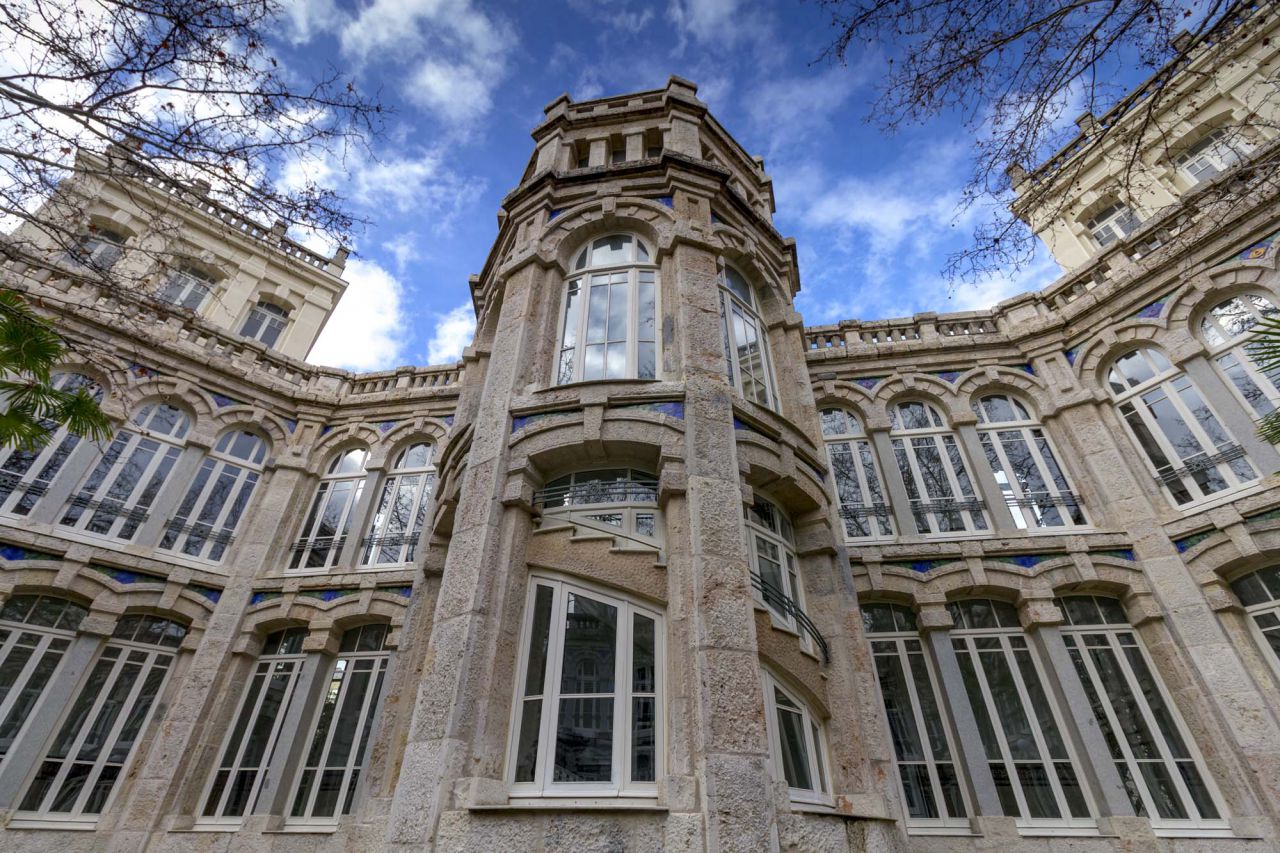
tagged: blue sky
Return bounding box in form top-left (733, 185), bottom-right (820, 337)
top-left (281, 0), bottom-right (1069, 372)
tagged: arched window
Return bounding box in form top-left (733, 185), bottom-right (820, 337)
top-left (289, 447), bottom-right (369, 571)
top-left (1106, 347), bottom-right (1257, 505)
top-left (1229, 566), bottom-right (1280, 675)
top-left (720, 265), bottom-right (776, 408)
top-left (64, 226), bottom-right (127, 270)
top-left (17, 614), bottom-right (186, 822)
top-left (535, 468), bottom-right (659, 544)
top-left (0, 595), bottom-right (87, 762)
top-left (948, 599), bottom-right (1093, 828)
top-left (362, 442), bottom-right (435, 566)
top-left (555, 234), bottom-right (657, 384)
top-left (973, 394), bottom-right (1087, 529)
top-left (889, 401), bottom-right (988, 535)
top-left (200, 627), bottom-right (308, 823)
top-left (1085, 201), bottom-right (1142, 248)
top-left (1058, 596), bottom-right (1225, 831)
top-left (239, 300), bottom-right (290, 348)
top-left (1198, 292), bottom-right (1280, 418)
top-left (508, 576), bottom-right (662, 797)
top-left (0, 372), bottom-right (105, 517)
top-left (863, 602), bottom-right (969, 829)
top-left (288, 623), bottom-right (391, 823)
top-left (60, 402), bottom-right (190, 541)
top-left (745, 496), bottom-right (812, 653)
top-left (161, 430), bottom-right (268, 562)
top-left (157, 265), bottom-right (216, 310)
top-left (761, 669), bottom-right (830, 805)
top-left (820, 408), bottom-right (893, 539)
top-left (1176, 128), bottom-right (1251, 185)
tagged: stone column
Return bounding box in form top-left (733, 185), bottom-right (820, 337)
top-left (868, 429), bottom-right (918, 537)
top-left (954, 422), bottom-right (1019, 534)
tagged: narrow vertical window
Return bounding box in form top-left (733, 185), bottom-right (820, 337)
top-left (17, 615), bottom-right (186, 823)
top-left (239, 301), bottom-right (290, 348)
top-left (507, 576), bottom-right (663, 797)
top-left (1058, 596), bottom-right (1226, 832)
top-left (362, 443), bottom-right (435, 566)
top-left (949, 599), bottom-right (1093, 829)
top-left (863, 602), bottom-right (969, 830)
top-left (1229, 566), bottom-right (1280, 677)
top-left (0, 596), bottom-right (87, 765)
top-left (889, 401), bottom-right (989, 535)
top-left (745, 496), bottom-right (815, 655)
top-left (720, 266), bottom-right (775, 409)
top-left (60, 402), bottom-right (189, 541)
top-left (1106, 347), bottom-right (1257, 506)
top-left (289, 624), bottom-right (390, 823)
top-left (555, 235), bottom-right (658, 384)
top-left (0, 372), bottom-right (104, 517)
top-left (820, 407), bottom-right (893, 539)
top-left (973, 395), bottom-right (1087, 529)
top-left (289, 448), bottom-right (369, 571)
top-left (161, 430), bottom-right (267, 562)
top-left (761, 670), bottom-right (830, 804)
top-left (1198, 293), bottom-right (1280, 419)
top-left (200, 628), bottom-right (307, 822)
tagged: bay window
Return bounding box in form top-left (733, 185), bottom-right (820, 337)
top-left (508, 576), bottom-right (662, 797)
top-left (1198, 292), bottom-right (1280, 418)
top-left (820, 407), bottom-right (893, 539)
top-left (0, 372), bottom-right (104, 517)
top-left (1106, 347), bottom-right (1257, 505)
top-left (973, 394), bottom-right (1087, 529)
top-left (1058, 596), bottom-right (1226, 833)
top-left (761, 669), bottom-right (830, 804)
top-left (889, 401), bottom-right (988, 535)
top-left (745, 496), bottom-right (810, 651)
top-left (535, 468), bottom-right (659, 544)
top-left (362, 443), bottom-right (435, 567)
top-left (289, 447), bottom-right (369, 571)
top-left (161, 430), bottom-right (267, 562)
top-left (720, 265), bottom-right (775, 408)
top-left (0, 596), bottom-right (87, 763)
top-left (1229, 565), bottom-right (1280, 676)
top-left (60, 402), bottom-right (189, 541)
top-left (555, 234), bottom-right (657, 384)
top-left (949, 599), bottom-right (1093, 829)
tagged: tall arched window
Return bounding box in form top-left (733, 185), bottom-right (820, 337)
top-left (863, 602), bottom-right (969, 830)
top-left (535, 468), bottom-right (659, 544)
top-left (973, 394), bottom-right (1087, 529)
top-left (1198, 292), bottom-right (1280, 418)
top-left (720, 266), bottom-right (776, 408)
top-left (239, 301), bottom-right (290, 348)
top-left (949, 599), bottom-right (1093, 828)
top-left (60, 402), bottom-right (190, 541)
top-left (17, 614), bottom-right (186, 823)
top-left (820, 408), bottom-right (893, 539)
top-left (1058, 595), bottom-right (1226, 831)
top-left (745, 496), bottom-right (811, 652)
top-left (289, 447), bottom-right (369, 570)
top-left (889, 401), bottom-right (988, 535)
top-left (200, 627), bottom-right (307, 823)
top-left (0, 372), bottom-right (105, 517)
top-left (161, 430), bottom-right (267, 562)
top-left (0, 596), bottom-right (87, 763)
top-left (288, 623), bottom-right (391, 823)
top-left (555, 234), bottom-right (657, 384)
top-left (362, 442), bottom-right (435, 566)
top-left (761, 669), bottom-right (830, 805)
top-left (1106, 347), bottom-right (1257, 505)
top-left (1229, 566), bottom-right (1280, 675)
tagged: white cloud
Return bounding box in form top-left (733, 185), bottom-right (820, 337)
top-left (426, 303), bottom-right (476, 364)
top-left (307, 258), bottom-right (408, 371)
top-left (667, 0), bottom-right (742, 45)
top-left (382, 232), bottom-right (423, 272)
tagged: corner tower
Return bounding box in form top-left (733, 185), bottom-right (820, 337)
top-left (386, 78), bottom-right (895, 850)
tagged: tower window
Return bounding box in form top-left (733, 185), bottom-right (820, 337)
top-left (157, 266), bottom-right (216, 310)
top-left (1176, 129), bottom-right (1251, 185)
top-left (719, 266), bottom-right (776, 409)
top-left (1085, 202), bottom-right (1141, 248)
top-left (240, 301), bottom-right (289, 348)
top-left (64, 227), bottom-right (126, 270)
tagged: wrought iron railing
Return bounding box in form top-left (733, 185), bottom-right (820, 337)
top-left (162, 519), bottom-right (235, 547)
top-left (533, 480), bottom-right (658, 509)
top-left (838, 504), bottom-right (893, 522)
top-left (64, 493), bottom-right (148, 525)
top-left (1155, 443), bottom-right (1246, 486)
top-left (1006, 491), bottom-right (1082, 508)
top-left (910, 497), bottom-right (985, 515)
top-left (750, 572), bottom-right (830, 663)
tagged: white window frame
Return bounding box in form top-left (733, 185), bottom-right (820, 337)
top-left (64, 228), bottom-right (126, 270)
top-left (0, 372), bottom-right (104, 517)
top-left (973, 395), bottom-right (1088, 531)
top-left (289, 448), bottom-right (369, 571)
top-left (287, 624), bottom-right (390, 825)
top-left (1228, 566), bottom-right (1280, 681)
top-left (761, 669), bottom-right (831, 806)
top-left (745, 496), bottom-right (810, 653)
top-left (820, 408), bottom-right (894, 540)
top-left (0, 596), bottom-right (86, 767)
top-left (720, 265), bottom-right (777, 410)
top-left (506, 575), bottom-right (664, 799)
top-left (889, 402), bottom-right (989, 536)
top-left (158, 267), bottom-right (216, 310)
top-left (950, 601), bottom-right (1095, 832)
top-left (1085, 202), bottom-right (1142, 248)
top-left (197, 628), bottom-right (308, 825)
top-left (1198, 292), bottom-right (1280, 419)
top-left (1106, 347), bottom-right (1257, 507)
top-left (1059, 597), bottom-right (1228, 836)
top-left (361, 443), bottom-right (436, 567)
top-left (554, 234), bottom-right (659, 385)
top-left (239, 300), bottom-right (290, 348)
top-left (536, 468), bottom-right (660, 547)
top-left (863, 603), bottom-right (970, 832)
top-left (59, 403), bottom-right (189, 541)
top-left (161, 430), bottom-right (267, 563)
top-left (1176, 129), bottom-right (1251, 186)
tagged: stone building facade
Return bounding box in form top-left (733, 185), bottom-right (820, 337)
top-left (1, 13), bottom-right (1280, 852)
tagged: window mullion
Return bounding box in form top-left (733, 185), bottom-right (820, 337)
top-left (218, 662), bottom-right (275, 817)
top-left (38, 651), bottom-right (125, 817)
top-left (616, 602), bottom-right (630, 794)
top-left (0, 632), bottom-right (50, 729)
top-left (304, 657), bottom-right (353, 818)
top-left (336, 655), bottom-right (382, 813)
top-left (73, 649), bottom-right (157, 816)
top-left (539, 584), bottom-right (569, 793)
top-left (965, 637), bottom-right (1032, 819)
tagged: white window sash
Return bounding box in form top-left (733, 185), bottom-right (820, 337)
top-left (162, 457), bottom-right (260, 561)
top-left (978, 426), bottom-right (1086, 530)
top-left (721, 289), bottom-right (776, 409)
top-left (1216, 347), bottom-right (1280, 417)
top-left (0, 426), bottom-right (83, 516)
top-left (0, 626), bottom-right (72, 763)
top-left (60, 430), bottom-right (182, 540)
top-left (826, 438), bottom-right (893, 539)
top-left (555, 265), bottom-right (659, 385)
top-left (1243, 601), bottom-right (1280, 677)
top-left (290, 475), bottom-right (366, 570)
top-left (761, 672), bottom-right (831, 805)
top-left (361, 470), bottom-right (435, 566)
top-left (894, 434), bottom-right (987, 534)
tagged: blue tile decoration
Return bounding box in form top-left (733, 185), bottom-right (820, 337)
top-left (931, 370), bottom-right (961, 384)
top-left (1174, 530), bottom-right (1214, 553)
top-left (1237, 230), bottom-right (1278, 262)
top-left (250, 590), bottom-right (283, 606)
top-left (1094, 548), bottom-right (1136, 562)
top-left (993, 553), bottom-right (1058, 569)
top-left (127, 361), bottom-right (159, 379)
top-left (188, 584), bottom-right (222, 603)
top-left (616, 401), bottom-right (685, 420)
top-left (1065, 347), bottom-right (1080, 366)
top-left (211, 393), bottom-right (244, 408)
top-left (854, 377), bottom-right (884, 390)
top-left (548, 208), bottom-right (561, 220)
top-left (1133, 292), bottom-right (1174, 320)
top-left (885, 560), bottom-right (951, 574)
top-left (1019, 363), bottom-right (1036, 375)
top-left (90, 564), bottom-right (166, 585)
top-left (443, 415), bottom-right (454, 427)
top-left (379, 420), bottom-right (397, 433)
top-left (0, 544), bottom-right (60, 561)
top-left (320, 425), bottom-right (334, 436)
top-left (1245, 506), bottom-right (1280, 524)
top-left (656, 195), bottom-right (673, 208)
top-left (382, 585), bottom-right (413, 598)
top-left (284, 419), bottom-right (298, 433)
top-left (300, 587), bottom-right (359, 602)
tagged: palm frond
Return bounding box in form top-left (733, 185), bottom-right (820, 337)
top-left (1246, 318), bottom-right (1280, 443)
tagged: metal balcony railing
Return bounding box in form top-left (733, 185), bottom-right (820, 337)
top-left (533, 480), bottom-right (658, 509)
top-left (750, 572), bottom-right (830, 664)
